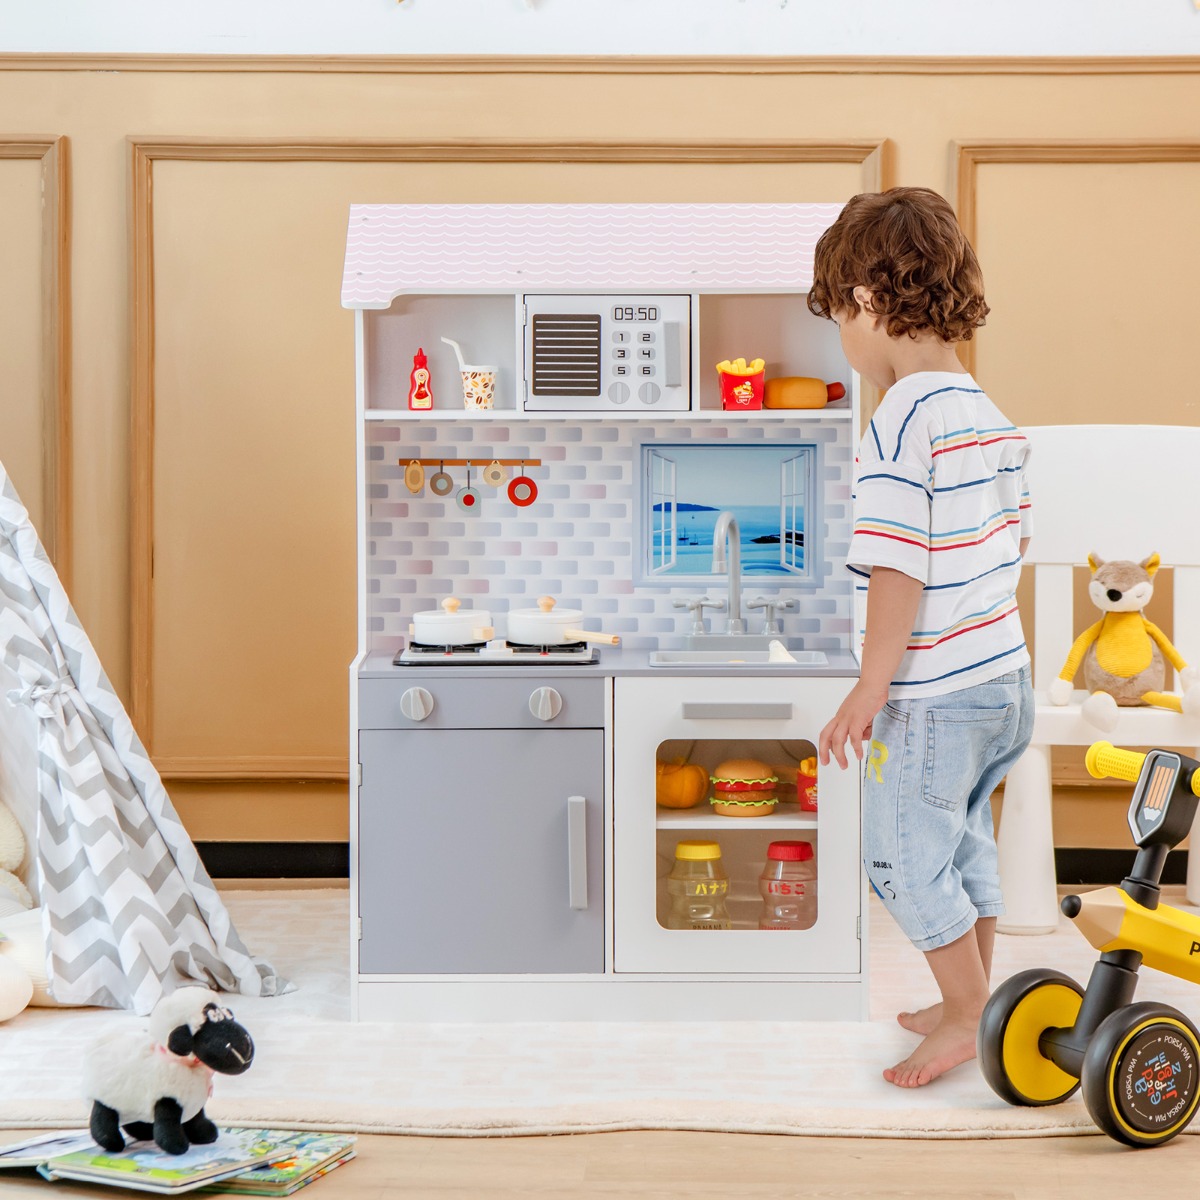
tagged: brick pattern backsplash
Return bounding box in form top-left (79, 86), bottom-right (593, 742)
top-left (367, 419), bottom-right (853, 652)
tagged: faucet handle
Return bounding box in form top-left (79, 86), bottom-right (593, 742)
top-left (747, 595), bottom-right (798, 635)
top-left (673, 595), bottom-right (726, 635)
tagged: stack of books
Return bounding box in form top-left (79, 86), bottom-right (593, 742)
top-left (0, 1128), bottom-right (357, 1196)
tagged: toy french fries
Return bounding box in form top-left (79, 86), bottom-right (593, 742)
top-left (716, 357), bottom-right (766, 411)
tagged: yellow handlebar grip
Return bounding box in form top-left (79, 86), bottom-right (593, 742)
top-left (1085, 741), bottom-right (1146, 782)
top-left (1190, 768), bottom-right (1200, 799)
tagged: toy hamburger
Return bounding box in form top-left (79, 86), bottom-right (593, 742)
top-left (710, 758), bottom-right (779, 817)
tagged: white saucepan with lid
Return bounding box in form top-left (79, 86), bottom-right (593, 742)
top-left (410, 597), bottom-right (495, 645)
top-left (506, 596), bottom-right (621, 646)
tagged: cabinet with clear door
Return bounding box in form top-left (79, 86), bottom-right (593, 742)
top-left (613, 674), bottom-right (862, 979)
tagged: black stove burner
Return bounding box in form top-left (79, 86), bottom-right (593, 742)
top-left (393, 639), bottom-right (595, 666)
top-left (405, 639), bottom-right (487, 655)
top-left (505, 640), bottom-right (590, 655)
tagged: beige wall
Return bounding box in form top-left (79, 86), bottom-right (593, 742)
top-left (3, 57), bottom-right (1199, 849)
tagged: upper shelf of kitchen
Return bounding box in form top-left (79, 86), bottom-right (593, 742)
top-left (346, 203), bottom-right (858, 425)
top-left (362, 404), bottom-right (855, 422)
top-left (358, 289), bottom-right (856, 421)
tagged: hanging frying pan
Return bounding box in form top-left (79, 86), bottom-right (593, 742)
top-left (507, 465), bottom-right (537, 507)
top-left (482, 459), bottom-right (508, 488)
top-left (455, 466), bottom-right (481, 512)
top-left (404, 460), bottom-right (425, 494)
top-left (429, 462), bottom-right (454, 497)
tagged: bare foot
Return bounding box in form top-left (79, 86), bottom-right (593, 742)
top-left (897, 1002), bottom-right (942, 1035)
top-left (883, 1017), bottom-right (979, 1088)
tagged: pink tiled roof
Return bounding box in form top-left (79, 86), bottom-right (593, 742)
top-left (341, 203), bottom-right (841, 308)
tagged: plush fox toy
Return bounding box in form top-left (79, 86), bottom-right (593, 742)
top-left (1049, 553), bottom-right (1200, 732)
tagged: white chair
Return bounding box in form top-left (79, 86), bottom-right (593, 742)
top-left (996, 425), bottom-right (1200, 934)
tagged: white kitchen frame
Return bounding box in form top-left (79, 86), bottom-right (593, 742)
top-left (613, 675), bottom-right (861, 976)
top-left (345, 202), bottom-right (869, 1022)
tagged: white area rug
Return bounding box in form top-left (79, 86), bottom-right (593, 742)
top-left (3, 887), bottom-right (1200, 1139)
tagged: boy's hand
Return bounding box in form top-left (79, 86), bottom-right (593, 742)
top-left (819, 681), bottom-right (888, 770)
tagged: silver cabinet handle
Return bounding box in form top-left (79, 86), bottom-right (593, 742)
top-left (681, 701), bottom-right (793, 720)
top-left (567, 795), bottom-right (588, 909)
top-left (529, 686), bottom-right (563, 721)
top-left (399, 687), bottom-right (434, 721)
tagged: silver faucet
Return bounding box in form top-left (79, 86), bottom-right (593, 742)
top-left (711, 510), bottom-right (745, 634)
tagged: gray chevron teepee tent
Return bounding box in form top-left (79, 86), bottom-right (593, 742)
top-left (0, 465), bottom-right (290, 1014)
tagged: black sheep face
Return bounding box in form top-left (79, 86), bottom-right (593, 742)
top-left (166, 1002), bottom-right (255, 1075)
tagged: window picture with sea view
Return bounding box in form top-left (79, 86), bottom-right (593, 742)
top-left (640, 442), bottom-right (816, 580)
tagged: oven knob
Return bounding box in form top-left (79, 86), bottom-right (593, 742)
top-left (529, 687), bottom-right (563, 722)
top-left (638, 381), bottom-right (662, 405)
top-left (400, 687), bottom-right (435, 722)
top-left (608, 381), bottom-right (631, 405)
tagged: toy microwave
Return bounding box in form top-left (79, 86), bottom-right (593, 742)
top-left (522, 293), bottom-right (691, 413)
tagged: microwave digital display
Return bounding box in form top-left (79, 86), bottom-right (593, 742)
top-left (613, 305), bottom-right (659, 322)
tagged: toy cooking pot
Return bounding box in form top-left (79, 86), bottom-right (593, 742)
top-left (506, 596), bottom-right (621, 647)
top-left (410, 597), bottom-right (495, 645)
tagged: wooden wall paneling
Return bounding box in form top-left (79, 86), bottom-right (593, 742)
top-left (956, 140), bottom-right (1200, 828)
top-left (0, 136), bottom-right (70, 584)
top-left (954, 140), bottom-right (1200, 382)
top-left (129, 136), bottom-right (889, 784)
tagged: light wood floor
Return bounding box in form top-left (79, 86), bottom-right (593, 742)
top-left (1, 1129), bottom-right (1194, 1198)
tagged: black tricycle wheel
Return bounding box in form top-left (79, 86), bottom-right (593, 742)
top-left (978, 968), bottom-right (1085, 1107)
top-left (1081, 1002), bottom-right (1200, 1147)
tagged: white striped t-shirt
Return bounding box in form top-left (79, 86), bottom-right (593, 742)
top-left (848, 371), bottom-right (1032, 699)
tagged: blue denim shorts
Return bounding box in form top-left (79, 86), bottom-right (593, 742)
top-left (862, 665), bottom-right (1034, 952)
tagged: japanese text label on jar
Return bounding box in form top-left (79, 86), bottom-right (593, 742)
top-left (666, 840), bottom-right (731, 931)
top-left (758, 840), bottom-right (817, 931)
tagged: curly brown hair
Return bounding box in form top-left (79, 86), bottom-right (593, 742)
top-left (807, 187), bottom-right (989, 342)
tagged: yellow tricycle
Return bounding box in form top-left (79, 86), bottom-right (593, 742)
top-left (979, 741), bottom-right (1200, 1147)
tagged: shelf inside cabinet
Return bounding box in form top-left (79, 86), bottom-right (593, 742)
top-left (656, 802), bottom-right (818, 830)
top-left (365, 294), bottom-right (517, 415)
top-left (696, 293), bottom-right (849, 415)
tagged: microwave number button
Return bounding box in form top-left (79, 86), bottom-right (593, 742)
top-left (613, 347), bottom-right (628, 360)
top-left (639, 364), bottom-right (655, 377)
top-left (614, 364), bottom-right (628, 377)
top-left (612, 331), bottom-right (630, 344)
top-left (638, 381), bottom-right (662, 405)
top-left (638, 347), bottom-right (655, 361)
top-left (608, 381), bottom-right (631, 405)
top-left (639, 331), bottom-right (655, 343)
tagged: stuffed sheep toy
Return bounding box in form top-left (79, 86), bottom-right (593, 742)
top-left (83, 987), bottom-right (255, 1155)
top-left (1049, 552), bottom-right (1200, 732)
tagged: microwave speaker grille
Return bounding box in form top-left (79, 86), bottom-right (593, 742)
top-left (531, 314), bottom-right (602, 397)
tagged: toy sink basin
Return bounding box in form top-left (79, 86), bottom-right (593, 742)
top-left (648, 650), bottom-right (828, 668)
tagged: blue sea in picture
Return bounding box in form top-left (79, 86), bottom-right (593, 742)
top-left (655, 504), bottom-right (804, 576)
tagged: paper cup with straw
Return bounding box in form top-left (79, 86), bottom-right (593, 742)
top-left (442, 337), bottom-right (497, 410)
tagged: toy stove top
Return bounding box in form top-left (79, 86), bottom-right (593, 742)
top-left (394, 639), bottom-right (600, 666)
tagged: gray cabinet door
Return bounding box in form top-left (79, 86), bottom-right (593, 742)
top-left (358, 728), bottom-right (605, 974)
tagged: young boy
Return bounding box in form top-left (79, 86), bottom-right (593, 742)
top-left (811, 187), bottom-right (1033, 1089)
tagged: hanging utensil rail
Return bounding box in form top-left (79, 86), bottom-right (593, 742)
top-left (398, 458), bottom-right (542, 467)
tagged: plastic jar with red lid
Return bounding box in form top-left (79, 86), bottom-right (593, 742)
top-left (757, 840), bottom-right (817, 930)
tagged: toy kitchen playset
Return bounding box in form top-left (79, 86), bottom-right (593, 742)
top-left (343, 203), bottom-right (866, 1022)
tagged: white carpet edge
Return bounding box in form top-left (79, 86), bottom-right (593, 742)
top-left (0, 1098), bottom-right (1117, 1140)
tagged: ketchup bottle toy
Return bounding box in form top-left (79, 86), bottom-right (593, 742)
top-left (408, 348), bottom-right (433, 410)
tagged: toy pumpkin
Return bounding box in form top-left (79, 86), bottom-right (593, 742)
top-left (655, 758), bottom-right (708, 809)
